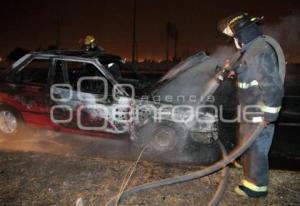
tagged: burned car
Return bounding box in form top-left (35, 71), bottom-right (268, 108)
top-left (1, 50), bottom-right (299, 166)
top-left (0, 51), bottom-right (220, 161)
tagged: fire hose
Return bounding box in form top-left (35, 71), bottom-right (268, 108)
top-left (105, 65), bottom-right (265, 205)
top-left (106, 123), bottom-right (264, 206)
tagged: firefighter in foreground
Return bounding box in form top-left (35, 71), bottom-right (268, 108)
top-left (218, 13), bottom-right (285, 197)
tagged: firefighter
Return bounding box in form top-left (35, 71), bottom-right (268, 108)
top-left (82, 35), bottom-right (104, 53)
top-left (218, 13), bottom-right (285, 197)
top-left (80, 35), bottom-right (123, 80)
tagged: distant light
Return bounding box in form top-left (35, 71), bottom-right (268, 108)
top-left (0, 57), bottom-right (2, 62)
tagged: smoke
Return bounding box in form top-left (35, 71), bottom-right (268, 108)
top-left (210, 13), bottom-right (300, 63)
top-left (0, 126), bottom-right (135, 159)
top-left (262, 13), bottom-right (300, 63)
top-left (211, 46), bottom-right (236, 66)
top-left (0, 127), bottom-right (71, 154)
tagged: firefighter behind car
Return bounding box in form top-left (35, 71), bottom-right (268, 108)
top-left (79, 35), bottom-right (123, 81)
top-left (81, 35), bottom-right (104, 53)
top-left (218, 13), bottom-right (285, 198)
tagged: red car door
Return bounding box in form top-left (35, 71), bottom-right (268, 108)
top-left (3, 58), bottom-right (54, 129)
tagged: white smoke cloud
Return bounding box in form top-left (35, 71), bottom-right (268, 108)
top-left (211, 14), bottom-right (300, 63)
top-left (211, 45), bottom-right (236, 66)
top-left (262, 13), bottom-right (300, 63)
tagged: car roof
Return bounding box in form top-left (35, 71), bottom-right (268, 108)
top-left (12, 51), bottom-right (99, 68)
top-left (34, 50), bottom-right (101, 58)
top-left (13, 50), bottom-right (123, 69)
top-left (10, 50), bottom-right (129, 96)
top-left (31, 51), bottom-right (101, 61)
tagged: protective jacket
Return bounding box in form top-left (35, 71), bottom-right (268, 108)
top-left (234, 35), bottom-right (285, 123)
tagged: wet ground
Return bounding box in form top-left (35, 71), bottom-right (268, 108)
top-left (0, 129), bottom-right (299, 205)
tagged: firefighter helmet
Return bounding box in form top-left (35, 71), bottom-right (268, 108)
top-left (218, 12), bottom-right (263, 36)
top-left (84, 35), bottom-right (96, 46)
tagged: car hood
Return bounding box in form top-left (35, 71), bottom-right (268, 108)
top-left (149, 52), bottom-right (219, 105)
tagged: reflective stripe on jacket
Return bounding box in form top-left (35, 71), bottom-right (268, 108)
top-left (234, 35), bottom-right (285, 122)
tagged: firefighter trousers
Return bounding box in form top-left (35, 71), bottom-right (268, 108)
top-left (238, 123), bottom-right (275, 187)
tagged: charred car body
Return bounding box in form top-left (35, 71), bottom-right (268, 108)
top-left (0, 50), bottom-right (299, 165)
top-left (0, 51), bottom-right (220, 162)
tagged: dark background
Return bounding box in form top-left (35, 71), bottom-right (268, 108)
top-left (0, 0), bottom-right (299, 62)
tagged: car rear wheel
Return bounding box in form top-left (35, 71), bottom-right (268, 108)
top-left (0, 106), bottom-right (23, 137)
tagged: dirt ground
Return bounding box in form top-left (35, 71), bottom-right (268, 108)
top-left (0, 131), bottom-right (299, 206)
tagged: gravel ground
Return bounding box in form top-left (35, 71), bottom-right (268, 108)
top-left (0, 128), bottom-right (299, 206)
top-left (0, 150), bottom-right (299, 206)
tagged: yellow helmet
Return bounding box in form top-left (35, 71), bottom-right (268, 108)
top-left (84, 35), bottom-right (96, 46)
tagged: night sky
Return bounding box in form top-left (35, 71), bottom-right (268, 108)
top-left (0, 0), bottom-right (299, 62)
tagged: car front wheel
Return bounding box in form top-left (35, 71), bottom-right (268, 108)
top-left (0, 106), bottom-right (23, 138)
top-left (133, 120), bottom-right (188, 155)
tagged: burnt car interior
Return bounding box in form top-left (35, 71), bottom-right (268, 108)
top-left (53, 60), bottom-right (113, 95)
top-left (8, 59), bottom-right (50, 86)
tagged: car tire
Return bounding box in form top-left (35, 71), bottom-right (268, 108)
top-left (133, 120), bottom-right (188, 155)
top-left (0, 105), bottom-right (24, 138)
